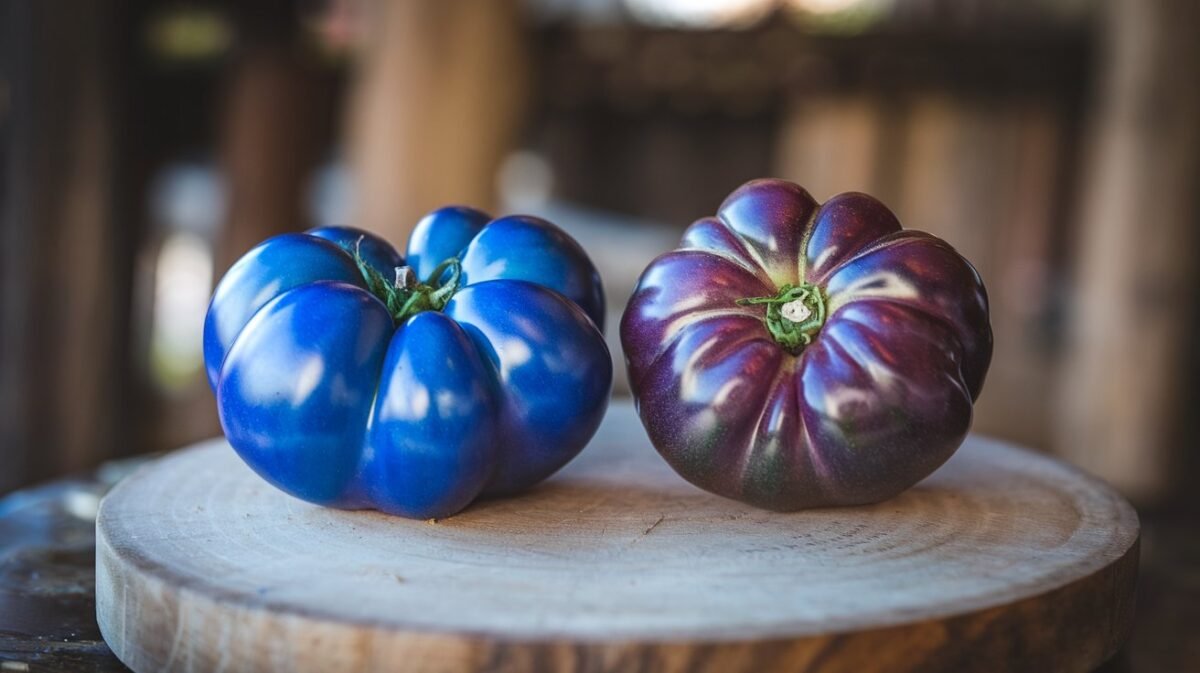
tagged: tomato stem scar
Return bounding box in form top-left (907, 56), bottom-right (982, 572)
top-left (737, 281), bottom-right (826, 353)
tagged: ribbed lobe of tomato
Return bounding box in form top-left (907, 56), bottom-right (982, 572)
top-left (621, 179), bottom-right (992, 511)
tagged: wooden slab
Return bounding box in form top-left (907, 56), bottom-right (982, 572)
top-left (96, 401), bottom-right (1138, 673)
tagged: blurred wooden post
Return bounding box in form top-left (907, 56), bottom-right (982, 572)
top-left (0, 1), bottom-right (125, 491)
top-left (215, 13), bottom-right (334, 271)
top-left (776, 92), bottom-right (1069, 452)
top-left (345, 0), bottom-right (528, 244)
top-left (1054, 0), bottom-right (1200, 503)
top-left (152, 10), bottom-right (336, 456)
top-left (894, 95), bottom-right (1065, 452)
top-left (775, 95), bottom-right (884, 201)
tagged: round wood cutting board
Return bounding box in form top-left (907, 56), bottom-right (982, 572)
top-left (96, 401), bottom-right (1138, 673)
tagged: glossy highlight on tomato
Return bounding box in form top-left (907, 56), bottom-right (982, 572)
top-left (204, 207), bottom-right (611, 519)
top-left (621, 179), bottom-right (992, 511)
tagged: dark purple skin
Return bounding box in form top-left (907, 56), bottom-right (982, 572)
top-left (620, 179), bottom-right (992, 511)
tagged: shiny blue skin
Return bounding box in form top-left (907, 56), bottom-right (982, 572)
top-left (407, 206), bottom-right (491, 281)
top-left (217, 282), bottom-right (393, 505)
top-left (203, 234), bottom-right (363, 390)
top-left (445, 281), bottom-right (611, 494)
top-left (460, 215), bottom-right (606, 332)
top-left (204, 211), bottom-right (612, 519)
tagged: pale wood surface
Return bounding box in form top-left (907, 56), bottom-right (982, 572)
top-left (96, 401), bottom-right (1138, 673)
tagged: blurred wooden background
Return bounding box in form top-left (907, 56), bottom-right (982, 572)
top-left (2, 0), bottom-right (1199, 515)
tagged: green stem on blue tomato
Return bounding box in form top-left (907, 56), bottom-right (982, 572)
top-left (345, 236), bottom-right (462, 323)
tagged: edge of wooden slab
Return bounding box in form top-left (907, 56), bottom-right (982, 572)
top-left (95, 426), bottom-right (1140, 673)
top-left (96, 523), bottom-right (1138, 673)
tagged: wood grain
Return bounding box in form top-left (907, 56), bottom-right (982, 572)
top-left (96, 401), bottom-right (1138, 673)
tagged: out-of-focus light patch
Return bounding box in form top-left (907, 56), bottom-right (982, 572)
top-left (150, 232), bottom-right (213, 391)
top-left (788, 0), bottom-right (861, 14)
top-left (64, 491), bottom-right (101, 521)
top-left (145, 6), bottom-right (233, 64)
top-left (308, 159), bottom-right (355, 227)
top-left (497, 150), bottom-right (555, 211)
top-left (624, 0), bottom-right (776, 29)
top-left (144, 162), bottom-right (222, 392)
top-left (150, 164), bottom-right (225, 237)
top-left (527, 0), bottom-right (626, 25)
top-left (303, 0), bottom-right (368, 55)
top-left (785, 0), bottom-right (890, 33)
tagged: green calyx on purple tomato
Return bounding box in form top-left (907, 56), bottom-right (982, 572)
top-left (737, 281), bottom-right (827, 353)
top-left (620, 178), bottom-right (992, 512)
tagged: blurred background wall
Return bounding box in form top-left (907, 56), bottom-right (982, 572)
top-left (1, 0), bottom-right (1198, 517)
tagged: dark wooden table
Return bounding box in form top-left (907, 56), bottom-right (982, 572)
top-left (0, 459), bottom-right (145, 673)
top-left (1, 458), bottom-right (1196, 672)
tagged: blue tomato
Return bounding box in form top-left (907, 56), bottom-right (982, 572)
top-left (204, 209), bottom-right (611, 519)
